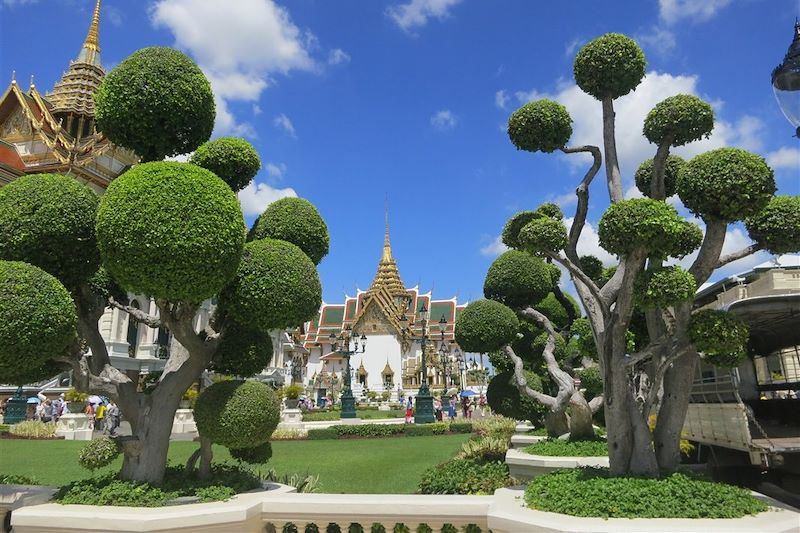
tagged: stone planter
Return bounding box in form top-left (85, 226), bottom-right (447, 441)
top-left (486, 486), bottom-right (800, 533)
top-left (171, 409), bottom-right (197, 434)
top-left (285, 398), bottom-right (300, 409)
top-left (505, 448), bottom-right (608, 481)
top-left (278, 408), bottom-right (303, 430)
top-left (509, 434), bottom-right (546, 449)
top-left (54, 413), bottom-right (92, 441)
top-left (1, 484), bottom-right (57, 533)
top-left (65, 402), bottom-right (84, 414)
top-left (179, 400), bottom-right (191, 409)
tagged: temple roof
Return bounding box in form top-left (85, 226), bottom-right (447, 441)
top-left (368, 213), bottom-right (406, 297)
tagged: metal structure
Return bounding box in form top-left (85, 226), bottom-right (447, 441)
top-left (772, 20), bottom-right (800, 136)
top-left (329, 328), bottom-right (367, 419)
top-left (398, 306), bottom-right (447, 423)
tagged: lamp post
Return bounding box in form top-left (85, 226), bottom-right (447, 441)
top-left (772, 20), bottom-right (800, 137)
top-left (399, 306), bottom-right (445, 423)
top-left (329, 327), bottom-right (366, 419)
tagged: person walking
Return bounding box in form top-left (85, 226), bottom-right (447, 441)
top-left (405, 396), bottom-right (414, 423)
top-left (433, 396), bottom-right (443, 421)
top-left (95, 401), bottom-right (106, 432)
top-left (447, 395), bottom-right (457, 421)
top-left (105, 401), bottom-right (120, 436)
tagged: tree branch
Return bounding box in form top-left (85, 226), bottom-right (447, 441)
top-left (649, 136), bottom-right (673, 201)
top-left (109, 297), bottom-right (162, 328)
top-left (716, 243), bottom-right (762, 269)
top-left (560, 145), bottom-right (602, 257)
top-left (546, 252), bottom-right (608, 319)
top-left (643, 344), bottom-right (689, 416)
top-left (588, 395), bottom-right (604, 414)
top-left (601, 97), bottom-right (624, 203)
top-left (689, 220), bottom-right (727, 284)
top-left (519, 307), bottom-right (576, 409)
top-left (503, 345), bottom-right (559, 410)
top-left (624, 335), bottom-right (671, 367)
top-left (551, 285), bottom-right (578, 327)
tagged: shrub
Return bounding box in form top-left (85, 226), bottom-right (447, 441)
top-left (78, 436), bottom-right (121, 470)
top-left (689, 309), bottom-right (750, 368)
top-left (332, 424), bottom-right (405, 438)
top-left (745, 195), bottom-right (800, 254)
top-left (533, 292), bottom-right (580, 330)
top-left (219, 238), bottom-right (322, 332)
top-left (473, 416), bottom-right (517, 440)
top-left (573, 33), bottom-right (645, 100)
top-left (455, 299), bottom-right (519, 353)
top-left (271, 429), bottom-right (308, 440)
top-left (486, 370), bottom-right (547, 426)
top-left (418, 458), bottom-right (512, 495)
top-left (194, 485), bottom-right (236, 503)
top-left (194, 380), bottom-right (280, 449)
top-left (577, 366), bottom-right (603, 400)
top-left (57, 479), bottom-right (173, 507)
top-left (507, 99), bottom-right (573, 153)
top-left (0, 261), bottom-right (77, 385)
top-left (64, 388), bottom-right (88, 403)
top-left (0, 424), bottom-right (8, 434)
top-left (95, 47), bottom-right (215, 162)
top-left (518, 216), bottom-right (568, 254)
top-left (524, 468), bottom-right (768, 518)
top-left (404, 425), bottom-right (434, 437)
top-left (429, 422), bottom-right (449, 435)
top-left (524, 438), bottom-right (608, 457)
top-left (634, 266), bottom-right (697, 309)
top-left (0, 174), bottom-right (99, 287)
top-left (448, 422), bottom-right (473, 434)
top-left (211, 323), bottom-right (273, 377)
top-left (457, 436), bottom-right (509, 462)
top-left (190, 137), bottom-right (261, 192)
top-left (307, 428), bottom-right (337, 440)
top-left (0, 473), bottom-right (38, 485)
top-left (229, 441), bottom-right (272, 464)
top-left (249, 197), bottom-right (330, 265)
top-left (634, 155), bottom-right (685, 199)
top-left (643, 95), bottom-right (714, 147)
top-left (483, 250), bottom-right (554, 308)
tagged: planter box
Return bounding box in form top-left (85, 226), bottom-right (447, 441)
top-left (505, 448), bottom-right (608, 481)
top-left (172, 409), bottom-right (196, 434)
top-left (278, 408), bottom-right (303, 430)
top-left (1, 484), bottom-right (57, 533)
top-left (510, 434), bottom-right (547, 449)
top-left (55, 413), bottom-right (92, 441)
top-left (486, 486), bottom-right (800, 533)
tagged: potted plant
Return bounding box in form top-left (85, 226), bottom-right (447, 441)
top-left (64, 388), bottom-right (88, 413)
top-left (180, 387), bottom-right (198, 409)
top-left (381, 391), bottom-right (390, 402)
top-left (283, 384), bottom-right (303, 409)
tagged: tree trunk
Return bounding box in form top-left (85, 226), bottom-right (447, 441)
top-left (544, 408), bottom-right (570, 437)
top-left (198, 436), bottom-right (213, 480)
top-left (567, 392), bottom-right (595, 440)
top-left (654, 348), bottom-right (698, 471)
top-left (119, 397), bottom-right (178, 484)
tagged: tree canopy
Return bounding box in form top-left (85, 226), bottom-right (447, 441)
top-left (190, 137), bottom-right (261, 193)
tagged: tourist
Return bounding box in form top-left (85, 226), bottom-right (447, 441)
top-left (41, 400), bottom-right (54, 423)
top-left (105, 401), bottom-right (120, 436)
top-left (468, 398), bottom-right (476, 419)
top-left (84, 401), bottom-right (95, 429)
top-left (95, 401), bottom-right (106, 432)
top-left (433, 396), bottom-right (443, 421)
top-left (447, 395), bottom-right (456, 421)
top-left (405, 396), bottom-right (414, 423)
top-left (478, 394), bottom-right (487, 417)
top-left (461, 395), bottom-right (469, 418)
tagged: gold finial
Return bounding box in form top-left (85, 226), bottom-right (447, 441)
top-left (383, 201), bottom-right (392, 262)
top-left (11, 71), bottom-right (16, 84)
top-left (83, 0), bottom-right (102, 53)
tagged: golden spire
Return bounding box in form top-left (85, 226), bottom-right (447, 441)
top-left (78, 0), bottom-right (102, 66)
top-left (382, 204), bottom-right (393, 262)
top-left (369, 207), bottom-right (406, 296)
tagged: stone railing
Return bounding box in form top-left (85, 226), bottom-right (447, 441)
top-left (9, 484), bottom-right (800, 533)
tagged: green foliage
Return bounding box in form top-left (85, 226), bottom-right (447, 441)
top-left (283, 384), bottom-right (304, 399)
top-left (524, 468), bottom-right (768, 518)
top-left (0, 261), bottom-right (76, 385)
top-left (190, 137), bottom-right (261, 192)
top-left (448, 422), bottom-right (473, 434)
top-left (535, 203), bottom-right (564, 220)
top-left (220, 238), bottom-right (322, 331)
top-left (418, 458), bottom-right (511, 495)
top-left (333, 424), bottom-right (405, 438)
top-left (745, 195), bottom-right (800, 254)
top-left (0, 425), bottom-right (8, 434)
top-left (484, 251), bottom-right (553, 308)
top-left (524, 438), bottom-right (608, 457)
top-left (249, 197), bottom-right (330, 265)
top-left (58, 478), bottom-right (172, 507)
top-left (64, 388), bottom-right (88, 402)
top-left (569, 318), bottom-right (596, 359)
top-left (96, 162), bottom-right (244, 303)
top-left (307, 428), bottom-right (338, 440)
top-left (634, 266), bottom-right (697, 309)
top-left (507, 99), bottom-right (573, 153)
top-left (502, 211), bottom-right (538, 249)
top-left (194, 485), bottom-right (237, 502)
top-left (194, 380), bottom-right (280, 449)
top-left (533, 292), bottom-right (579, 330)
top-left (486, 371), bottom-right (547, 426)
top-left (404, 425), bottom-right (434, 437)
top-left (0, 174), bottom-right (99, 288)
top-left (9, 421), bottom-right (57, 439)
top-left (643, 95), bottom-right (714, 147)
top-left (78, 437), bottom-right (121, 471)
top-left (518, 216), bottom-right (568, 254)
top-left (573, 33), bottom-right (645, 100)
top-left (634, 155), bottom-right (685, 199)
top-left (211, 323), bottom-right (273, 377)
top-left (578, 255), bottom-right (604, 284)
top-left (430, 422), bottom-right (449, 435)
top-left (472, 416), bottom-right (517, 439)
top-left (677, 148), bottom-right (776, 222)
top-left (0, 473), bottom-right (37, 485)
top-left (95, 47), bottom-right (215, 161)
top-left (86, 267), bottom-right (127, 304)
top-left (457, 436), bottom-right (509, 462)
top-left (454, 299), bottom-right (519, 353)
top-left (577, 366), bottom-right (603, 400)
top-left (689, 310), bottom-right (749, 368)
top-left (229, 441), bottom-right (272, 464)
top-left (598, 199), bottom-right (701, 259)
top-left (532, 331), bottom-right (568, 363)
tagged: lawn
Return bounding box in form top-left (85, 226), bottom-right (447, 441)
top-left (302, 409), bottom-right (406, 421)
top-left (0, 434), bottom-right (470, 493)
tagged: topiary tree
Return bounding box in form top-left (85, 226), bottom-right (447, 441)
top-left (190, 137), bottom-right (261, 192)
top-left (95, 47), bottom-right (215, 162)
top-left (0, 47), bottom-right (327, 485)
top-left (248, 197), bottom-right (330, 265)
top-left (484, 32), bottom-right (798, 477)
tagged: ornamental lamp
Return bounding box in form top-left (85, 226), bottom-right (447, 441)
top-left (772, 20), bottom-right (800, 137)
top-left (419, 304), bottom-right (429, 321)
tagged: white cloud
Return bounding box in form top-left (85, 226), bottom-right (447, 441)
top-left (548, 191), bottom-right (578, 208)
top-left (515, 88), bottom-right (545, 104)
top-left (766, 146), bottom-right (800, 170)
top-left (480, 236), bottom-right (507, 257)
top-left (104, 5), bottom-right (123, 26)
top-left (564, 38), bottom-right (584, 58)
top-left (386, 0), bottom-right (462, 33)
top-left (1, 0), bottom-right (38, 6)
top-left (238, 181), bottom-right (297, 216)
top-left (495, 90), bottom-right (509, 110)
top-left (328, 48), bottom-right (351, 65)
top-left (659, 0), bottom-right (733, 25)
top-left (565, 217), bottom-right (617, 265)
top-left (273, 113), bottom-right (297, 138)
top-left (636, 25), bottom-right (677, 56)
top-left (431, 109), bottom-right (457, 130)
top-left (252, 104), bottom-right (262, 116)
top-left (265, 162), bottom-right (286, 179)
top-left (151, 0), bottom-right (316, 136)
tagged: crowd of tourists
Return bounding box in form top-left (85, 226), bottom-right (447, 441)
top-left (0, 393), bottom-right (121, 435)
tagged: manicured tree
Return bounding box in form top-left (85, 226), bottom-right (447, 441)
top-left (491, 32), bottom-right (797, 476)
top-left (190, 137), bottom-right (261, 192)
top-left (0, 47), bottom-right (327, 485)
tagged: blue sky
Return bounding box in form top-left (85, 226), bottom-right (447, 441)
top-left (1, 0), bottom-right (798, 304)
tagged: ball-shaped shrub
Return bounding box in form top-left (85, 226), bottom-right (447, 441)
top-left (535, 203), bottom-right (564, 220)
top-left (0, 174), bottom-right (99, 288)
top-left (518, 217), bottom-right (568, 255)
top-left (248, 197), bottom-right (330, 265)
top-left (194, 380), bottom-right (280, 449)
top-left (634, 155), bottom-right (685, 199)
top-left (486, 370), bottom-right (547, 426)
top-left (455, 299), bottom-right (519, 353)
top-left (745, 196), bottom-right (800, 254)
top-left (229, 441), bottom-right (272, 464)
top-left (573, 33), bottom-right (646, 100)
top-left (531, 332), bottom-right (568, 363)
top-left (0, 261), bottom-right (76, 385)
top-left (533, 292), bottom-right (579, 330)
top-left (577, 366), bottom-right (603, 400)
top-left (643, 95), bottom-right (714, 147)
top-left (689, 310), bottom-right (749, 368)
top-left (212, 323), bottom-right (273, 377)
top-left (507, 100), bottom-right (573, 153)
top-left (502, 211), bottom-right (538, 249)
top-left (545, 263), bottom-right (562, 287)
top-left (634, 266), bottom-right (697, 309)
top-left (598, 199), bottom-right (700, 258)
top-left (578, 255), bottom-right (604, 284)
top-left (78, 436), bottom-right (121, 471)
top-left (190, 137), bottom-right (261, 192)
top-left (677, 148), bottom-right (776, 222)
top-left (484, 251), bottom-right (554, 308)
top-left (220, 238), bottom-right (322, 332)
top-left (95, 47), bottom-right (215, 162)
top-left (96, 162), bottom-right (245, 303)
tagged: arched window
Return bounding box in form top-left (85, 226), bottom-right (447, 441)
top-left (127, 300), bottom-right (140, 357)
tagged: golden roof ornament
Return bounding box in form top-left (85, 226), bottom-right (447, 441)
top-left (79, 0), bottom-right (102, 64)
top-left (368, 207), bottom-right (406, 297)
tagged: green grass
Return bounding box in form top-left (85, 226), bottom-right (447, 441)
top-left (302, 409), bottom-right (405, 421)
top-left (0, 434), bottom-right (470, 494)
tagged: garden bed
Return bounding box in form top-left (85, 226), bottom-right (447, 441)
top-left (0, 434), bottom-right (64, 441)
top-left (523, 438), bottom-right (607, 457)
top-left (505, 447), bottom-right (608, 481)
